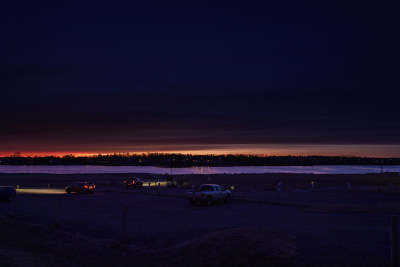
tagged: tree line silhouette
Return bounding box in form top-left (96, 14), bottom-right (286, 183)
top-left (1, 153), bottom-right (399, 167)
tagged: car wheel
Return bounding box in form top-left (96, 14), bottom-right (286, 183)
top-left (66, 189), bottom-right (71, 194)
top-left (225, 194), bottom-right (231, 203)
top-left (206, 196), bottom-right (212, 206)
top-left (8, 195), bottom-right (13, 202)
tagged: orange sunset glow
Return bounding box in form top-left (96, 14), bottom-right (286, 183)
top-left (2, 144), bottom-right (399, 158)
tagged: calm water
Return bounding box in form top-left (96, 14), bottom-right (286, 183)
top-left (0, 165), bottom-right (399, 174)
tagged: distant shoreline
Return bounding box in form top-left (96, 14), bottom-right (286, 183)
top-left (2, 154), bottom-right (399, 167)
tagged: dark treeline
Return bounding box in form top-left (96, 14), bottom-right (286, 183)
top-left (0, 153), bottom-right (399, 167)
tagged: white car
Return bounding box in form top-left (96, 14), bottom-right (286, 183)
top-left (186, 184), bottom-right (232, 206)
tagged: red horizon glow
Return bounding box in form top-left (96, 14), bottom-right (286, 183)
top-left (1, 144), bottom-right (399, 158)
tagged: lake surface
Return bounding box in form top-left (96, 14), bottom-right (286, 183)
top-left (0, 165), bottom-right (399, 174)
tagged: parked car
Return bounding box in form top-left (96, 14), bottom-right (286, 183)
top-left (0, 186), bottom-right (17, 202)
top-left (123, 178), bottom-right (143, 188)
top-left (186, 184), bottom-right (232, 206)
top-left (66, 182), bottom-right (95, 194)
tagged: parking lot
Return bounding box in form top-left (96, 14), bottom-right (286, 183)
top-left (0, 184), bottom-right (397, 266)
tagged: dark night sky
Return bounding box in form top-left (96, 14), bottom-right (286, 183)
top-left (1, 1), bottom-right (399, 156)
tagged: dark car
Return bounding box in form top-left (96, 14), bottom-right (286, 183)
top-left (66, 182), bottom-right (95, 194)
top-left (0, 186), bottom-right (16, 201)
top-left (123, 178), bottom-right (143, 188)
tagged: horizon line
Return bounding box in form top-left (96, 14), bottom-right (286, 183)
top-left (1, 152), bottom-right (399, 159)
top-left (1, 144), bottom-right (399, 158)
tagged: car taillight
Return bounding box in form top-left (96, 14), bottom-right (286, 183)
top-left (132, 181), bottom-right (135, 184)
top-left (94, 185), bottom-right (96, 188)
top-left (85, 185), bottom-right (88, 188)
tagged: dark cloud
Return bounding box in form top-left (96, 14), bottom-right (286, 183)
top-left (0, 0), bottom-right (399, 154)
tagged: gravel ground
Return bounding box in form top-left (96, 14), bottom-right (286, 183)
top-left (0, 185), bottom-right (398, 266)
top-left (0, 173), bottom-right (399, 266)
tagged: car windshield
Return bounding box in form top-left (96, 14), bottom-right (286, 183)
top-left (200, 185), bottom-right (214, 191)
